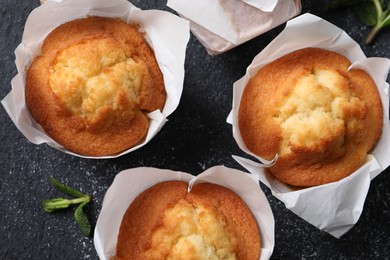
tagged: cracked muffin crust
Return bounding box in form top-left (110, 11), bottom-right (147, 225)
top-left (115, 181), bottom-right (261, 260)
top-left (238, 48), bottom-right (383, 187)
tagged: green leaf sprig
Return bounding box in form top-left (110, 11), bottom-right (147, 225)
top-left (42, 177), bottom-right (92, 236)
top-left (328, 0), bottom-right (390, 44)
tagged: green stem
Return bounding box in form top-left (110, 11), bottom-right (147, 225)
top-left (365, 0), bottom-right (390, 44)
top-left (372, 0), bottom-right (383, 21)
top-left (48, 196), bottom-right (89, 207)
top-left (69, 196), bottom-right (90, 205)
top-left (43, 195), bottom-right (90, 213)
top-left (365, 24), bottom-right (382, 44)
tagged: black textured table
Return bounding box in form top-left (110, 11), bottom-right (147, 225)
top-left (1, 0), bottom-right (390, 259)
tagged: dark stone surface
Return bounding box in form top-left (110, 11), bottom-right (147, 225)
top-left (1, 0), bottom-right (389, 259)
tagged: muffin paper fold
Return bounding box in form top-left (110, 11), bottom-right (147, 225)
top-left (227, 13), bottom-right (390, 238)
top-left (94, 166), bottom-right (275, 260)
top-left (167, 0), bottom-right (301, 55)
top-left (1, 0), bottom-right (190, 159)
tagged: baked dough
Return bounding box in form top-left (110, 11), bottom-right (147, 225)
top-left (25, 16), bottom-right (166, 156)
top-left (239, 48), bottom-right (383, 186)
top-left (115, 181), bottom-right (261, 259)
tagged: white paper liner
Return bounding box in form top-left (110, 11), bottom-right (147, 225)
top-left (241, 0), bottom-right (278, 12)
top-left (94, 166), bottom-right (275, 260)
top-left (227, 13), bottom-right (390, 238)
top-left (167, 0), bottom-right (301, 55)
top-left (1, 0), bottom-right (190, 159)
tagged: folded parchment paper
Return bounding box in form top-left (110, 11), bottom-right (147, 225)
top-left (167, 0), bottom-right (301, 55)
top-left (94, 166), bottom-right (275, 260)
top-left (227, 13), bottom-right (390, 238)
top-left (1, 0), bottom-right (190, 159)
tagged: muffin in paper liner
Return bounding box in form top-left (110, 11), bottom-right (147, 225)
top-left (227, 13), bottom-right (390, 238)
top-left (93, 166), bottom-right (275, 260)
top-left (167, 0), bottom-right (301, 55)
top-left (1, 0), bottom-right (190, 159)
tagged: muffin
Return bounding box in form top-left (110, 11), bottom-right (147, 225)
top-left (25, 16), bottom-right (166, 156)
top-left (115, 181), bottom-right (261, 259)
top-left (238, 48), bottom-right (383, 187)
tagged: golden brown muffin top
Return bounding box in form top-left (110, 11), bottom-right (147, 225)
top-left (239, 48), bottom-right (383, 186)
top-left (25, 17), bottom-right (166, 156)
top-left (49, 37), bottom-right (144, 124)
top-left (115, 181), bottom-right (261, 260)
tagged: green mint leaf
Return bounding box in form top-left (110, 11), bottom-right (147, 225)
top-left (74, 201), bottom-right (91, 236)
top-left (328, 0), bottom-right (389, 44)
top-left (43, 177), bottom-right (92, 237)
top-left (50, 177), bottom-right (87, 198)
top-left (42, 198), bottom-right (71, 213)
top-left (353, 2), bottom-right (378, 26)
